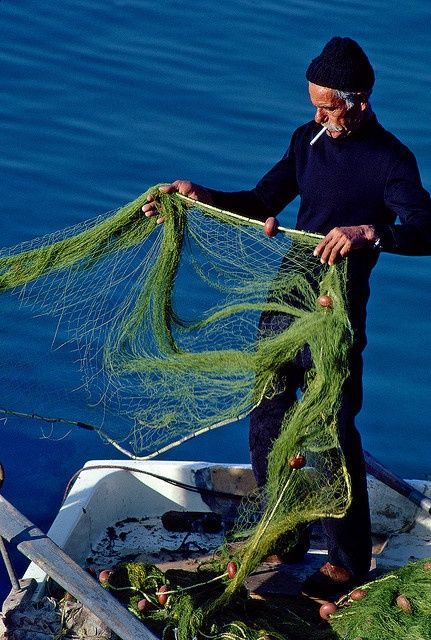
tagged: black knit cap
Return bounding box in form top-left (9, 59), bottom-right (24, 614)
top-left (306, 37), bottom-right (375, 93)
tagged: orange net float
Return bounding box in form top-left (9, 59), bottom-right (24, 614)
top-left (226, 561), bottom-right (238, 579)
top-left (157, 584), bottom-right (169, 606)
top-left (317, 294), bottom-right (333, 308)
top-left (395, 595), bottom-right (412, 614)
top-left (264, 217), bottom-right (279, 237)
top-left (319, 601), bottom-right (338, 620)
top-left (289, 453), bottom-right (306, 469)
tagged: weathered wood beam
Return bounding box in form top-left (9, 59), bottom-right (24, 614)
top-left (0, 494), bottom-right (158, 640)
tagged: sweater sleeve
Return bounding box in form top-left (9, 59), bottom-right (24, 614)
top-left (208, 138), bottom-right (299, 222)
top-left (375, 149), bottom-right (431, 255)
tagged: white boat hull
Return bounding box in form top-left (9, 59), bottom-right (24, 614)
top-left (23, 459), bottom-right (431, 587)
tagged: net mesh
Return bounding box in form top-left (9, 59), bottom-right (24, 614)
top-left (0, 188), bottom-right (352, 461)
top-left (1, 187), bottom-right (356, 637)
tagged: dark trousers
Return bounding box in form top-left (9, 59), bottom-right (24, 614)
top-left (249, 346), bottom-right (372, 579)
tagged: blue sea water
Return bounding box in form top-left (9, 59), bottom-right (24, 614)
top-left (1, 0), bottom-right (431, 602)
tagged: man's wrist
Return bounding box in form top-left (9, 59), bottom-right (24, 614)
top-left (365, 225), bottom-right (381, 250)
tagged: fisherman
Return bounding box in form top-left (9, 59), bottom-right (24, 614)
top-left (142, 37), bottom-right (431, 598)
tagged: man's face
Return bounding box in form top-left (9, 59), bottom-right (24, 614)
top-left (308, 82), bottom-right (366, 139)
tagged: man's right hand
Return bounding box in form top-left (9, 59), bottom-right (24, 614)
top-left (141, 180), bottom-right (214, 224)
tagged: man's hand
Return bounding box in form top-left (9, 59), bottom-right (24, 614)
top-left (313, 225), bottom-right (378, 265)
top-left (141, 180), bottom-right (214, 224)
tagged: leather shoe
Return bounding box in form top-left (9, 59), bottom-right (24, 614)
top-left (301, 562), bottom-right (359, 601)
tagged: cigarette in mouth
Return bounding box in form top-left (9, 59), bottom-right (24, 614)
top-left (310, 126), bottom-right (327, 145)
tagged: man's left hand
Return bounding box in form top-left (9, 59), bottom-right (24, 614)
top-left (313, 225), bottom-right (378, 265)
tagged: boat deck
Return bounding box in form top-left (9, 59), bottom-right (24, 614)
top-left (2, 460), bottom-right (431, 639)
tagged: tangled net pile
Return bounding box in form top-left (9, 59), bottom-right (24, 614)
top-left (98, 557), bottom-right (431, 640)
top-left (8, 186), bottom-right (424, 639)
top-left (329, 559), bottom-right (431, 640)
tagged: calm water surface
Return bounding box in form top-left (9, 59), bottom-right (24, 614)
top-left (1, 0), bottom-right (431, 600)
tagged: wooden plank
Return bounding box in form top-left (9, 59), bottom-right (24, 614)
top-left (0, 494), bottom-right (158, 640)
top-left (245, 556), bottom-right (323, 599)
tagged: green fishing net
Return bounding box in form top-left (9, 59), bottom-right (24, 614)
top-left (0, 187), bottom-right (352, 460)
top-left (97, 558), bottom-right (431, 640)
top-left (329, 559), bottom-right (431, 640)
top-left (1, 187), bottom-right (356, 637)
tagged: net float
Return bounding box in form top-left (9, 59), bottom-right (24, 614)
top-left (395, 594), bottom-right (412, 613)
top-left (289, 454), bottom-right (306, 469)
top-left (424, 561), bottom-right (431, 570)
top-left (98, 569), bottom-right (112, 584)
top-left (137, 598), bottom-right (152, 613)
top-left (319, 601), bottom-right (337, 620)
top-left (350, 588), bottom-right (367, 601)
top-left (264, 217), bottom-right (279, 237)
top-left (317, 294), bottom-right (333, 308)
top-left (227, 561), bottom-right (238, 579)
top-left (157, 584), bottom-right (169, 606)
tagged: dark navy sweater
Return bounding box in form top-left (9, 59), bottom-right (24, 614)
top-left (210, 115), bottom-right (431, 253)
top-left (209, 115), bottom-right (431, 347)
